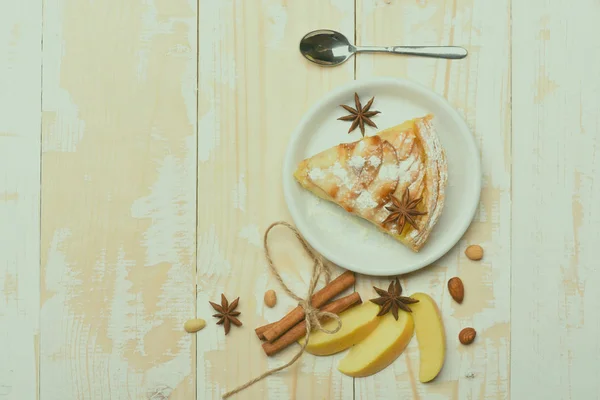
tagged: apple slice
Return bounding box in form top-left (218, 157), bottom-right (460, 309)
top-left (410, 292), bottom-right (446, 383)
top-left (299, 302), bottom-right (381, 356)
top-left (338, 310), bottom-right (414, 377)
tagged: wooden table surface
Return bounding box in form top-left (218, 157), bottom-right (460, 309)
top-left (1, 0), bottom-right (598, 399)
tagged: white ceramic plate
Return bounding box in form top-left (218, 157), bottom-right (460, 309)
top-left (283, 77), bottom-right (481, 276)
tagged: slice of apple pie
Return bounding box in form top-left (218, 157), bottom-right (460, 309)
top-left (294, 114), bottom-right (447, 252)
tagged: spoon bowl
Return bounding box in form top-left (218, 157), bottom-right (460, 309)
top-left (299, 29), bottom-right (355, 66)
top-left (299, 29), bottom-right (468, 67)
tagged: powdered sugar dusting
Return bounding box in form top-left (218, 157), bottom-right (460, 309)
top-left (398, 153), bottom-right (416, 174)
top-left (355, 191), bottom-right (378, 210)
top-left (418, 119), bottom-right (446, 166)
top-left (348, 156), bottom-right (365, 170)
top-left (308, 168), bottom-right (325, 181)
top-left (378, 164), bottom-right (400, 181)
top-left (331, 162), bottom-right (352, 188)
top-left (407, 118), bottom-right (447, 244)
top-left (368, 155), bottom-right (381, 167)
top-left (397, 154), bottom-right (418, 186)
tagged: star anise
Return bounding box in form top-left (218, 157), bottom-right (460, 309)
top-left (337, 92), bottom-right (380, 136)
top-left (382, 187), bottom-right (427, 233)
top-left (370, 278), bottom-right (419, 320)
top-left (209, 294), bottom-right (242, 335)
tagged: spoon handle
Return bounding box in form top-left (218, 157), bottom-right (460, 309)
top-left (355, 45), bottom-right (468, 60)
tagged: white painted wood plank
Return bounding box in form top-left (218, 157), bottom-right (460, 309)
top-left (0, 2), bottom-right (42, 399)
top-left (355, 0), bottom-right (511, 398)
top-left (196, 0), bottom-right (355, 398)
top-left (39, 0), bottom-right (197, 398)
top-left (512, 1), bottom-right (600, 399)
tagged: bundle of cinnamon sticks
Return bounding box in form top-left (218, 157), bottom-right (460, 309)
top-left (255, 270), bottom-right (361, 356)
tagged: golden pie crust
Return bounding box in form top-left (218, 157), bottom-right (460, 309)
top-left (294, 114), bottom-right (447, 252)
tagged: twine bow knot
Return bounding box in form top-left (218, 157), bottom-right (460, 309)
top-left (222, 221), bottom-right (342, 399)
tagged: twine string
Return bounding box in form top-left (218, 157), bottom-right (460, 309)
top-left (222, 221), bottom-right (342, 399)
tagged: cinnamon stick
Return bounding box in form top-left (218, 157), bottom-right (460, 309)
top-left (255, 322), bottom-right (276, 341)
top-left (261, 270), bottom-right (355, 342)
top-left (262, 292), bottom-right (362, 357)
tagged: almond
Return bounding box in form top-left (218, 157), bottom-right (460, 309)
top-left (465, 245), bottom-right (484, 261)
top-left (459, 327), bottom-right (476, 345)
top-left (264, 290), bottom-right (277, 308)
top-left (447, 277), bottom-right (464, 303)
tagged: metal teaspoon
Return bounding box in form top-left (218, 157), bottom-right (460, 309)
top-left (299, 29), bottom-right (468, 66)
